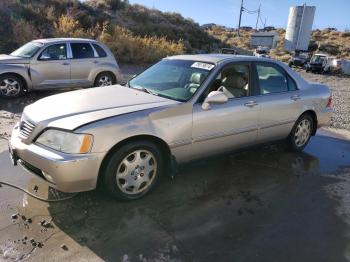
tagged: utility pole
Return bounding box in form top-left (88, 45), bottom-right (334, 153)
top-left (237, 0), bottom-right (244, 36)
top-left (255, 3), bottom-right (261, 30)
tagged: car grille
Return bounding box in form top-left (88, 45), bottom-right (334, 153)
top-left (19, 120), bottom-right (36, 139)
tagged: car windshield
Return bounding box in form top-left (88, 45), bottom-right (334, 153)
top-left (297, 52), bottom-right (309, 59)
top-left (129, 59), bottom-right (214, 102)
top-left (10, 42), bottom-right (43, 58)
top-left (311, 55), bottom-right (326, 63)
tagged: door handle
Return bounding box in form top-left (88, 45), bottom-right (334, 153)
top-left (290, 94), bottom-right (301, 101)
top-left (244, 101), bottom-right (258, 108)
top-left (93, 60), bottom-right (99, 64)
top-left (62, 62), bottom-right (70, 65)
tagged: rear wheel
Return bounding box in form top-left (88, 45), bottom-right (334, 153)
top-left (102, 141), bottom-right (163, 200)
top-left (287, 114), bottom-right (313, 152)
top-left (94, 72), bottom-right (116, 87)
top-left (0, 74), bottom-right (25, 98)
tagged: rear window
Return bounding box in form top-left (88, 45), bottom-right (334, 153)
top-left (256, 63), bottom-right (288, 94)
top-left (71, 43), bottom-right (94, 59)
top-left (92, 44), bottom-right (107, 58)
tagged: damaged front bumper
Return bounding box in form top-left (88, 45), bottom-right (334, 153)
top-left (9, 124), bottom-right (105, 193)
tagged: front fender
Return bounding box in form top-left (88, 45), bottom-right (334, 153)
top-left (76, 103), bottom-right (193, 163)
top-left (0, 64), bottom-right (32, 89)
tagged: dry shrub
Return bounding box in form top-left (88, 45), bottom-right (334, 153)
top-left (54, 15), bottom-right (90, 38)
top-left (99, 24), bottom-right (184, 64)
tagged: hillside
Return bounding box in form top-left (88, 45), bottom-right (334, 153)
top-left (0, 0), bottom-right (226, 64)
top-left (206, 26), bottom-right (350, 62)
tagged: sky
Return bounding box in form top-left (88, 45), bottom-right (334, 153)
top-left (128, 0), bottom-right (350, 30)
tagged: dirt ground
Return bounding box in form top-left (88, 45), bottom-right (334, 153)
top-left (0, 66), bottom-right (350, 261)
top-left (298, 70), bottom-right (350, 130)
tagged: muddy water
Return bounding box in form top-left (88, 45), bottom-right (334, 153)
top-left (0, 133), bottom-right (349, 261)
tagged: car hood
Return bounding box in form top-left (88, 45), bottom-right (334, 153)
top-left (0, 54), bottom-right (31, 64)
top-left (23, 85), bottom-right (179, 130)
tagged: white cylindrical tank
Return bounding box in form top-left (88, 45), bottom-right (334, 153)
top-left (285, 5), bottom-right (316, 52)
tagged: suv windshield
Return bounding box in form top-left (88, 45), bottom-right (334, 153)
top-left (129, 59), bottom-right (214, 102)
top-left (311, 55), bottom-right (326, 64)
top-left (10, 42), bottom-right (43, 58)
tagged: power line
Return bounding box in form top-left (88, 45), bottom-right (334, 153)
top-left (238, 0), bottom-right (266, 34)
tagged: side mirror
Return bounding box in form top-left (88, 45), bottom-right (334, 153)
top-left (202, 91), bottom-right (228, 110)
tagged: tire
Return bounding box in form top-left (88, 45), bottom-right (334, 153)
top-left (102, 140), bottom-right (164, 200)
top-left (0, 74), bottom-right (25, 98)
top-left (94, 72), bottom-right (116, 87)
top-left (287, 114), bottom-right (314, 152)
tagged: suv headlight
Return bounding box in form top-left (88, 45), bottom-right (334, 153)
top-left (36, 129), bottom-right (93, 154)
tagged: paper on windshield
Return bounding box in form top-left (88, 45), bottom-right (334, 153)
top-left (191, 62), bottom-right (215, 71)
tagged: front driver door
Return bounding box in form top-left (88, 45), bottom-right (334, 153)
top-left (191, 62), bottom-right (260, 160)
top-left (30, 43), bottom-right (71, 88)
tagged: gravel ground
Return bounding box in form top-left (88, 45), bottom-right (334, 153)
top-left (0, 66), bottom-right (349, 141)
top-left (298, 70), bottom-right (350, 130)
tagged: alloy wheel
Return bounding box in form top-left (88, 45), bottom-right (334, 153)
top-left (98, 75), bottom-right (112, 86)
top-left (0, 78), bottom-right (21, 97)
top-left (115, 150), bottom-right (157, 195)
top-left (294, 119), bottom-right (312, 147)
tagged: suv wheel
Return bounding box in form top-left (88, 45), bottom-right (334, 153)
top-left (102, 141), bottom-right (164, 200)
top-left (94, 72), bottom-right (115, 87)
top-left (287, 114), bottom-right (313, 152)
top-left (0, 74), bottom-right (25, 98)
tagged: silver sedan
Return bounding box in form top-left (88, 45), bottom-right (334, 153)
top-left (9, 54), bottom-right (332, 200)
top-left (0, 38), bottom-right (121, 98)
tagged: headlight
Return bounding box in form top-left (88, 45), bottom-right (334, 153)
top-left (36, 129), bottom-right (93, 154)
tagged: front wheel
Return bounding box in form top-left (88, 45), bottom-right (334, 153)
top-left (102, 141), bottom-right (164, 200)
top-left (94, 72), bottom-right (116, 87)
top-left (287, 114), bottom-right (313, 152)
top-left (0, 74), bottom-right (25, 98)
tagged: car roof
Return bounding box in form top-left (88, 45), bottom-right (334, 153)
top-left (313, 53), bottom-right (328, 57)
top-left (166, 54), bottom-right (274, 64)
top-left (32, 38), bottom-right (98, 44)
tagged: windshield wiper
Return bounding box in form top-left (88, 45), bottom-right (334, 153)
top-left (134, 87), bottom-right (158, 96)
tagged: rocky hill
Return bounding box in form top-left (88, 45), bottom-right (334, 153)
top-left (0, 0), bottom-right (225, 64)
top-left (206, 26), bottom-right (350, 62)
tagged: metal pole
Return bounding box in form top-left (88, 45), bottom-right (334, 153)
top-left (255, 3), bottom-right (261, 30)
top-left (238, 0), bottom-right (244, 36)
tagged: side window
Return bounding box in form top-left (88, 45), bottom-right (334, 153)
top-left (287, 75), bottom-right (298, 91)
top-left (39, 44), bottom-right (67, 61)
top-left (256, 64), bottom-right (288, 94)
top-left (92, 44), bottom-right (107, 58)
top-left (71, 43), bottom-right (95, 59)
top-left (207, 63), bottom-right (250, 99)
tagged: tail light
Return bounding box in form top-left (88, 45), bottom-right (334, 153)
top-left (326, 97), bottom-right (332, 108)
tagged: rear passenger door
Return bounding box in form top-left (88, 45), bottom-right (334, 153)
top-left (253, 62), bottom-right (302, 143)
top-left (69, 42), bottom-right (98, 87)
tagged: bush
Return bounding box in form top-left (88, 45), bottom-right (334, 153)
top-left (99, 24), bottom-right (184, 64)
top-left (54, 15), bottom-right (91, 38)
